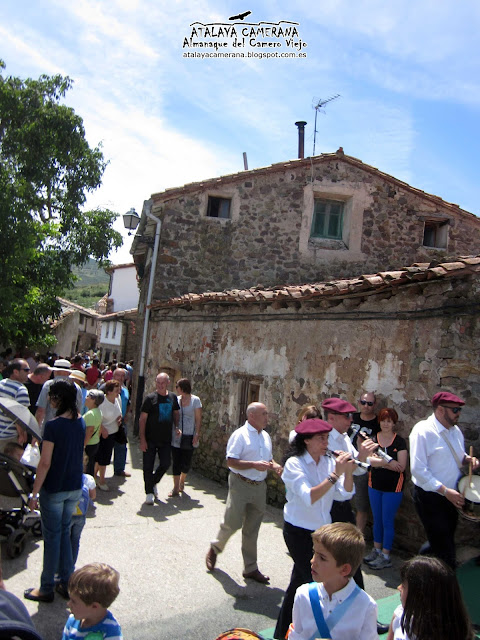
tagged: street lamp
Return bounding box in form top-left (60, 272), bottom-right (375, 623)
top-left (122, 208), bottom-right (140, 235)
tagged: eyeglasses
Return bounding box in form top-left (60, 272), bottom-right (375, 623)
top-left (360, 400), bottom-right (374, 406)
top-left (22, 368), bottom-right (30, 372)
top-left (440, 406), bottom-right (462, 414)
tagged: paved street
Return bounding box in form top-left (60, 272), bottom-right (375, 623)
top-left (3, 440), bottom-right (403, 640)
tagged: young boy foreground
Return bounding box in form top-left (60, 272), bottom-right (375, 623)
top-left (289, 523), bottom-right (377, 640)
top-left (62, 563), bottom-right (123, 640)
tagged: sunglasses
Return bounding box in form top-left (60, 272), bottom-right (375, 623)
top-left (440, 406), bottom-right (462, 414)
top-left (360, 400), bottom-right (374, 406)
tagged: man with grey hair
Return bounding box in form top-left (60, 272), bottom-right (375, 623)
top-left (206, 402), bottom-right (282, 583)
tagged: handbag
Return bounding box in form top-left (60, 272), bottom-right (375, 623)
top-left (115, 421), bottom-right (127, 444)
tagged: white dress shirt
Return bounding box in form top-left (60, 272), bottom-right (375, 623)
top-left (328, 427), bottom-right (366, 478)
top-left (392, 605), bottom-right (409, 640)
top-left (283, 452), bottom-right (354, 530)
top-left (289, 578), bottom-right (378, 640)
top-left (410, 413), bottom-right (465, 492)
top-left (226, 422), bottom-right (272, 481)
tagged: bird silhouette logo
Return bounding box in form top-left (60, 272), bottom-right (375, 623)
top-left (229, 10), bottom-right (252, 21)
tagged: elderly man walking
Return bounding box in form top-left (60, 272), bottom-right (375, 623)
top-left (410, 391), bottom-right (479, 569)
top-left (139, 372), bottom-right (180, 505)
top-left (206, 402), bottom-right (282, 584)
top-left (0, 359), bottom-right (30, 451)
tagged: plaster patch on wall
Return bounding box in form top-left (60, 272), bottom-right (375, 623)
top-left (364, 354), bottom-right (405, 403)
top-left (217, 337), bottom-right (289, 376)
top-left (321, 362), bottom-right (338, 392)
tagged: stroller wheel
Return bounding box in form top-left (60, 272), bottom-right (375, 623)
top-left (31, 520), bottom-right (42, 538)
top-left (7, 529), bottom-right (26, 558)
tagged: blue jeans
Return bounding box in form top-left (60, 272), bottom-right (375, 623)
top-left (39, 488), bottom-right (81, 593)
top-left (113, 441), bottom-right (127, 474)
top-left (368, 487), bottom-right (403, 551)
top-left (70, 515), bottom-right (86, 567)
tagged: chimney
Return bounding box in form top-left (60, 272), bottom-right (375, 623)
top-left (295, 121), bottom-right (307, 159)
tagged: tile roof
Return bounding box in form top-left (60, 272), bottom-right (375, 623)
top-left (57, 297), bottom-right (101, 317)
top-left (99, 308), bottom-right (138, 321)
top-left (150, 151), bottom-right (478, 221)
top-left (149, 256), bottom-right (480, 311)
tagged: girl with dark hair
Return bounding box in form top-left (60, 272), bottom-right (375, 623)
top-left (274, 419), bottom-right (356, 639)
top-left (24, 379), bottom-right (85, 603)
top-left (387, 556), bottom-right (473, 640)
top-left (365, 408), bottom-right (407, 569)
top-left (169, 378), bottom-right (202, 497)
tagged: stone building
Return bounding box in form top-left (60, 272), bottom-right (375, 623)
top-left (131, 150), bottom-right (480, 304)
top-left (140, 256), bottom-right (480, 550)
top-left (52, 298), bottom-right (100, 356)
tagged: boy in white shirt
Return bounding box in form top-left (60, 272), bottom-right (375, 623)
top-left (289, 522), bottom-right (377, 640)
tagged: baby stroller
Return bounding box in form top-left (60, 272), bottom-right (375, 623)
top-left (0, 453), bottom-right (42, 558)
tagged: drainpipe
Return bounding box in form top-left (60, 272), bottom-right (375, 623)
top-left (134, 201), bottom-right (162, 435)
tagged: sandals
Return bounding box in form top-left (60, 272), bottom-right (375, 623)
top-left (168, 490), bottom-right (180, 498)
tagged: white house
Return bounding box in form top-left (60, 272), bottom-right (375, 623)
top-left (97, 264), bottom-right (139, 362)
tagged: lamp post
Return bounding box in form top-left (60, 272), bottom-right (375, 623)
top-left (122, 204), bottom-right (162, 435)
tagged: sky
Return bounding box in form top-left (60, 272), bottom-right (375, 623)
top-left (2, 0), bottom-right (480, 264)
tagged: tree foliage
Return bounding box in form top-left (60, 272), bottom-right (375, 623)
top-left (0, 61), bottom-right (123, 347)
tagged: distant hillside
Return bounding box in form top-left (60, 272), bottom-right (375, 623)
top-left (64, 259), bottom-right (110, 308)
top-left (72, 258), bottom-right (111, 287)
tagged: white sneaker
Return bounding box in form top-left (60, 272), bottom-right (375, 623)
top-left (364, 549), bottom-right (380, 564)
top-left (145, 493), bottom-right (155, 505)
top-left (369, 554), bottom-right (392, 570)
top-left (153, 485), bottom-right (158, 499)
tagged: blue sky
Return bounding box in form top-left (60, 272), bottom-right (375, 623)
top-left (2, 0), bottom-right (479, 263)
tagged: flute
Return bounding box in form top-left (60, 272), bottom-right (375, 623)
top-left (356, 430), bottom-right (393, 464)
top-left (326, 449), bottom-right (370, 470)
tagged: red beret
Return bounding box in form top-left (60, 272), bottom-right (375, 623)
top-left (295, 418), bottom-right (332, 435)
top-left (321, 398), bottom-right (357, 414)
top-left (432, 391), bottom-right (465, 407)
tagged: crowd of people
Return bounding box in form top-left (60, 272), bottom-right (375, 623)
top-left (0, 352), bottom-right (478, 640)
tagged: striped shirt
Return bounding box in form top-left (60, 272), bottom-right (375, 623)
top-left (0, 378), bottom-right (29, 440)
top-left (62, 610), bottom-right (122, 640)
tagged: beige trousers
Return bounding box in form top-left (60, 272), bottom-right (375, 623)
top-left (211, 472), bottom-right (267, 573)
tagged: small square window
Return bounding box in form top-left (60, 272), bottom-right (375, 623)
top-left (423, 220), bottom-right (448, 248)
top-left (311, 199), bottom-right (344, 239)
top-left (207, 196), bottom-right (231, 219)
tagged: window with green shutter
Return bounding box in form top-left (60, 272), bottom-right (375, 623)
top-left (311, 199), bottom-right (344, 239)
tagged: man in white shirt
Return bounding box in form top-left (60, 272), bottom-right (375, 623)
top-left (410, 391), bottom-right (479, 568)
top-left (206, 402), bottom-right (282, 583)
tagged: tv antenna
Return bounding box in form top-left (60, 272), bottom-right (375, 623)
top-left (312, 94), bottom-right (340, 156)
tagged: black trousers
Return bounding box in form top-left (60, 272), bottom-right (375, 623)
top-left (330, 500), bottom-right (364, 589)
top-left (143, 442), bottom-right (171, 494)
top-left (413, 485), bottom-right (458, 569)
top-left (274, 521), bottom-right (314, 639)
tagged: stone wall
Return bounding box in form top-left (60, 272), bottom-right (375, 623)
top-left (141, 272), bottom-right (480, 551)
top-left (138, 156), bottom-right (480, 304)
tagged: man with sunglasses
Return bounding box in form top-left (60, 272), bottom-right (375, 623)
top-left (0, 359), bottom-right (31, 451)
top-left (350, 392), bottom-right (379, 533)
top-left (410, 391), bottom-right (479, 569)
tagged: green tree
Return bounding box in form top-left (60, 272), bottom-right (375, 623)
top-left (0, 61), bottom-right (122, 347)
